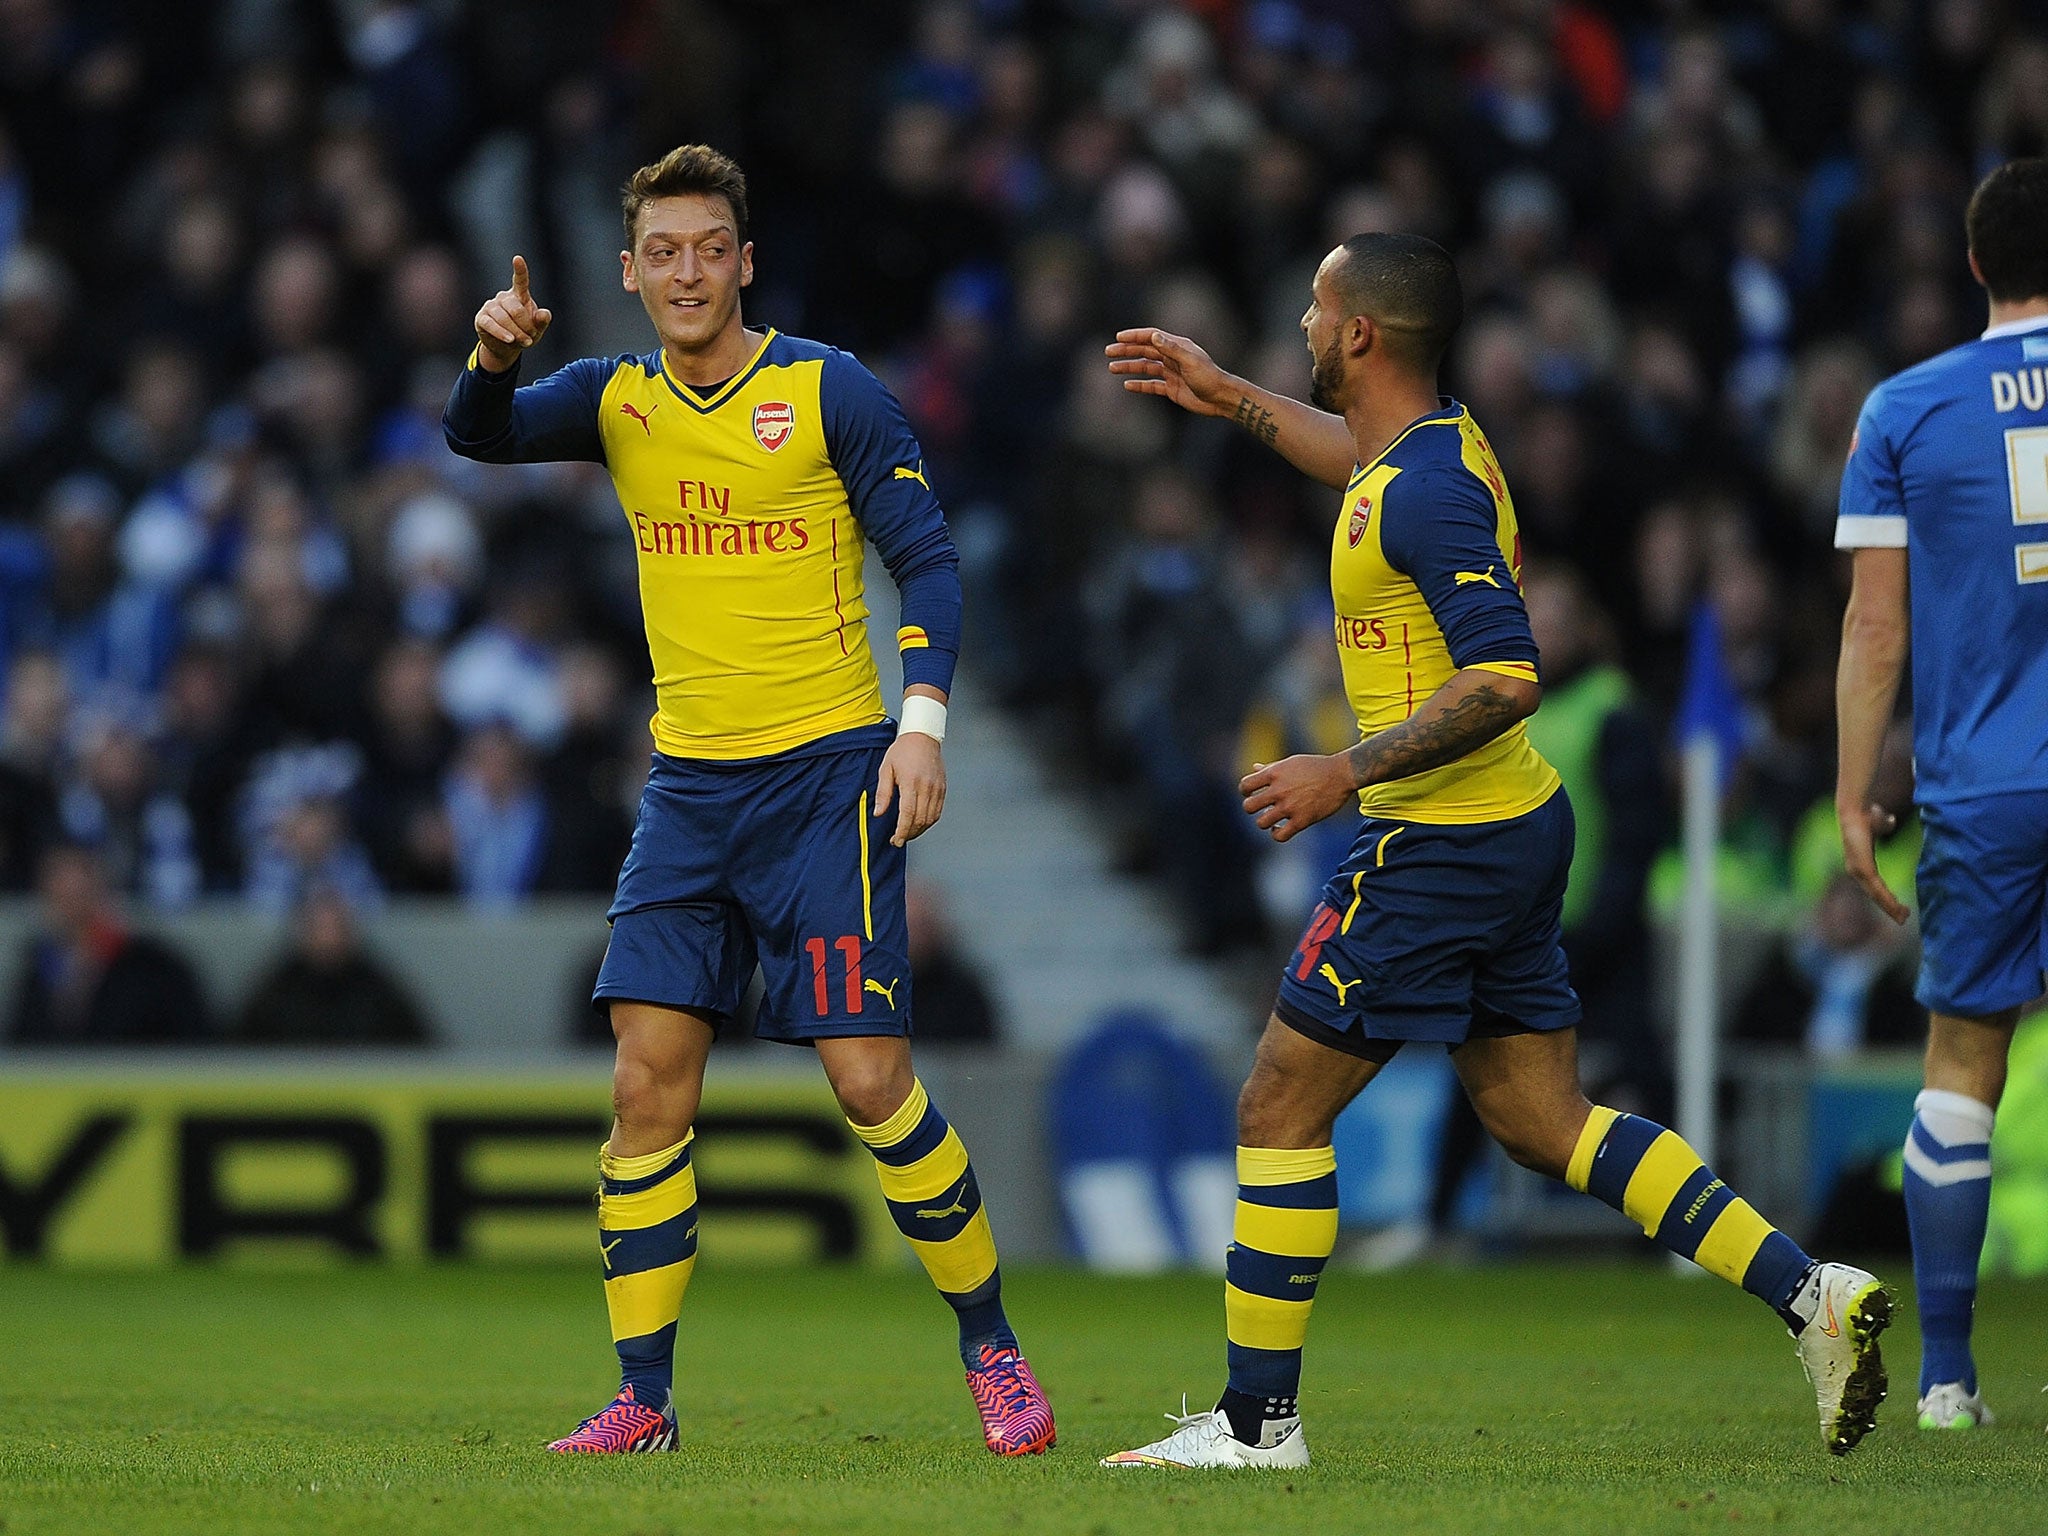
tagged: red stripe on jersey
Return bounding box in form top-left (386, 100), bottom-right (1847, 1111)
top-left (830, 519), bottom-right (849, 656)
top-left (1402, 623), bottom-right (1413, 713)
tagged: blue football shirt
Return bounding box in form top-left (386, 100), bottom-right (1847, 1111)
top-left (1837, 315), bottom-right (2048, 804)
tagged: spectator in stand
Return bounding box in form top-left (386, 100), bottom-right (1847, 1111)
top-left (1735, 873), bottom-right (1923, 1058)
top-left (444, 721), bottom-right (548, 908)
top-left (58, 706), bottom-right (199, 907)
top-left (538, 643), bottom-right (635, 893)
top-left (0, 650), bottom-right (65, 890)
top-left (156, 643), bottom-right (254, 894)
top-left (242, 745), bottom-right (384, 914)
top-left (5, 843), bottom-right (210, 1044)
top-left (235, 887), bottom-right (431, 1046)
top-left (357, 637), bottom-right (457, 894)
top-left (439, 574), bottom-right (569, 752)
top-left (1519, 561), bottom-right (1666, 1052)
top-left (1770, 339), bottom-right (1878, 544)
top-left (1086, 463), bottom-right (1264, 955)
top-left (33, 474), bottom-right (181, 708)
top-left (905, 879), bottom-right (999, 1044)
top-left (0, 0), bottom-right (2043, 960)
top-left (385, 489), bottom-right (483, 642)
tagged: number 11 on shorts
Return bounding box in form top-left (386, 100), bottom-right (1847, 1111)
top-left (806, 934), bottom-right (864, 1015)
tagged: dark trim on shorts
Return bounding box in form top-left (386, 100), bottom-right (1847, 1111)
top-left (589, 991), bottom-right (732, 1031)
top-left (1273, 999), bottom-right (1403, 1062)
top-left (1272, 998), bottom-right (1548, 1062)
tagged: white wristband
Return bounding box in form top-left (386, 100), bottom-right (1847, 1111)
top-left (897, 694), bottom-right (947, 743)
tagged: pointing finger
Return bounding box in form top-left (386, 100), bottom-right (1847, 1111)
top-left (511, 255), bottom-right (531, 302)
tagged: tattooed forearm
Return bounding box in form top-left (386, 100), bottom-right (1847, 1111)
top-left (1345, 681), bottom-right (1530, 790)
top-left (1234, 394), bottom-right (1279, 445)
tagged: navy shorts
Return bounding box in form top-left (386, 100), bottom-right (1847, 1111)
top-left (594, 724), bottom-right (912, 1044)
top-left (1916, 789), bottom-right (2048, 1018)
top-left (1274, 788), bottom-right (1581, 1058)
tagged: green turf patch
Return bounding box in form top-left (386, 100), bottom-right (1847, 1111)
top-left (0, 1263), bottom-right (2042, 1534)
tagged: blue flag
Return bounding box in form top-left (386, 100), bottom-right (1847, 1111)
top-left (1674, 599), bottom-right (1745, 789)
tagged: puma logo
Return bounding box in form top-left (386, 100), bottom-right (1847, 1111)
top-left (893, 462), bottom-right (930, 491)
top-left (915, 1180), bottom-right (970, 1220)
top-left (1318, 963), bottom-right (1363, 1006)
top-left (620, 400), bottom-right (659, 435)
top-left (864, 977), bottom-right (899, 1008)
top-left (1454, 566), bottom-right (1501, 588)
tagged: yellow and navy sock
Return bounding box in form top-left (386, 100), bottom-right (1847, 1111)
top-left (1568, 1107), bottom-right (1814, 1325)
top-left (597, 1134), bottom-right (699, 1408)
top-left (850, 1079), bottom-right (1014, 1369)
top-left (1220, 1145), bottom-right (1339, 1444)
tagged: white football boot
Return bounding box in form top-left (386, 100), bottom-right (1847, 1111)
top-left (1916, 1382), bottom-right (1994, 1431)
top-left (1100, 1400), bottom-right (1309, 1470)
top-left (1792, 1262), bottom-right (1893, 1455)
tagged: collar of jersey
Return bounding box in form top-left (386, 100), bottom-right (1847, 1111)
top-left (1982, 313), bottom-right (2048, 340)
top-left (658, 328), bottom-right (778, 411)
top-left (1356, 398), bottom-right (1465, 478)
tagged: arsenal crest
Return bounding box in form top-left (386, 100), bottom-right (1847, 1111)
top-left (752, 401), bottom-right (795, 452)
top-left (1347, 496), bottom-right (1372, 548)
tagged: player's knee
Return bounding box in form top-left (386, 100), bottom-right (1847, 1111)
top-left (828, 1061), bottom-right (912, 1128)
top-left (610, 1051), bottom-right (670, 1130)
top-left (1494, 1129), bottom-right (1560, 1177)
top-left (1236, 1076), bottom-right (1325, 1149)
top-left (1483, 1114), bottom-right (1571, 1179)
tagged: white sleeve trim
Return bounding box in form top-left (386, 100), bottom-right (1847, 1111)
top-left (1834, 514), bottom-right (1907, 549)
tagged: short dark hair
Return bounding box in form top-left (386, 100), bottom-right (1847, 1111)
top-left (1329, 232), bottom-right (1464, 374)
top-left (622, 144), bottom-right (750, 245)
top-left (1967, 159), bottom-right (2048, 303)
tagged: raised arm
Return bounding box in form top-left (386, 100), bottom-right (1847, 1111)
top-left (1105, 328), bottom-right (1357, 490)
top-left (443, 258), bottom-right (607, 466)
top-left (474, 255), bottom-right (553, 373)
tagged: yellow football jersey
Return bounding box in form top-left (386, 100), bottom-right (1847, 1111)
top-left (446, 330), bottom-right (960, 760)
top-left (1331, 402), bottom-right (1560, 824)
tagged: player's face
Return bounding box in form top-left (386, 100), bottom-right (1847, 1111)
top-left (1302, 256), bottom-right (1349, 412)
top-left (622, 194), bottom-right (755, 355)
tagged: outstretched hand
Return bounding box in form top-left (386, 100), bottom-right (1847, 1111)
top-left (1838, 799), bottom-right (1911, 925)
top-left (1104, 328), bottom-right (1234, 418)
top-left (473, 255), bottom-right (553, 373)
top-left (875, 732), bottom-right (946, 848)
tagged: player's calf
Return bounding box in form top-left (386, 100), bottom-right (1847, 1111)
top-left (844, 1074), bottom-right (1055, 1453)
top-left (1563, 1106), bottom-right (1892, 1453)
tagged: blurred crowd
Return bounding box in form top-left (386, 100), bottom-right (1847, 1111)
top-left (0, 0), bottom-right (2002, 1053)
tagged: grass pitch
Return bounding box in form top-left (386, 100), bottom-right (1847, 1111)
top-left (1, 1263), bottom-right (2043, 1535)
